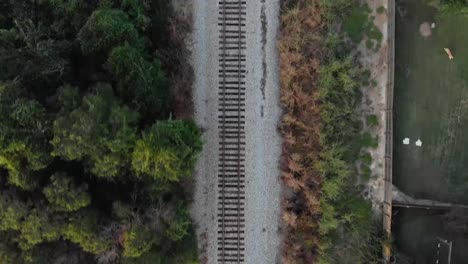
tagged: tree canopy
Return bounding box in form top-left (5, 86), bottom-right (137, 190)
top-left (0, 1), bottom-right (201, 263)
top-left (78, 8), bottom-right (138, 55)
top-left (51, 84), bottom-right (140, 179)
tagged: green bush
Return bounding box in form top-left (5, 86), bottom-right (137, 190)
top-left (360, 152), bottom-right (372, 165)
top-left (362, 164), bottom-right (371, 180)
top-left (360, 132), bottom-right (378, 148)
top-left (319, 202), bottom-right (340, 235)
top-left (366, 39), bottom-right (374, 49)
top-left (441, 0), bottom-right (468, 17)
top-left (377, 6), bottom-right (386, 14)
top-left (166, 205), bottom-right (191, 241)
top-left (320, 0), bottom-right (355, 20)
top-left (367, 114), bottom-right (378, 127)
top-left (342, 4), bottom-right (382, 48)
top-left (132, 120), bottom-right (202, 182)
top-left (318, 58), bottom-right (360, 146)
top-left (343, 5), bottom-right (371, 42)
top-left (316, 0), bottom-right (383, 261)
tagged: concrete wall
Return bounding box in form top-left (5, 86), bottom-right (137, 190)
top-left (383, 0), bottom-right (395, 261)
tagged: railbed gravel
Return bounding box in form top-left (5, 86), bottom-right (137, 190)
top-left (190, 0), bottom-right (282, 263)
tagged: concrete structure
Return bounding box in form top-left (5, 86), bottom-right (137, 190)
top-left (383, 0), bottom-right (395, 261)
top-left (392, 185), bottom-right (468, 210)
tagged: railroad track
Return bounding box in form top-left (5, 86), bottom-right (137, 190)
top-left (217, 0), bottom-right (246, 263)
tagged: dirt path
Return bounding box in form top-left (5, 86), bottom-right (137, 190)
top-left (359, 0), bottom-right (389, 214)
top-left (190, 0), bottom-right (282, 263)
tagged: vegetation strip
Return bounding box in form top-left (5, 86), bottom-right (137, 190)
top-left (279, 0), bottom-right (385, 263)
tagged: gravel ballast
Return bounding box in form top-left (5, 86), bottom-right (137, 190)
top-left (190, 0), bottom-right (282, 263)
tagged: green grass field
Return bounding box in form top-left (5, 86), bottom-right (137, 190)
top-left (393, 208), bottom-right (468, 263)
top-left (394, 0), bottom-right (468, 203)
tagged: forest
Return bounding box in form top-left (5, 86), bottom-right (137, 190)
top-left (0, 0), bottom-right (201, 263)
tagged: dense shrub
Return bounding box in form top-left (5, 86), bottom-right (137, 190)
top-left (317, 1), bottom-right (384, 263)
top-left (166, 205), bottom-right (191, 241)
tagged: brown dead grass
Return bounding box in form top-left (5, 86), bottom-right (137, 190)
top-left (278, 0), bottom-right (326, 263)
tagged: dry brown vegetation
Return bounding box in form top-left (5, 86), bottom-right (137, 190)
top-left (278, 0), bottom-right (326, 262)
top-left (158, 13), bottom-right (194, 120)
top-left (279, 0), bottom-right (387, 263)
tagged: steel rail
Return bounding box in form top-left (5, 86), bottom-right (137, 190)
top-left (236, 0), bottom-right (242, 262)
top-left (218, 1), bottom-right (246, 263)
top-left (221, 0), bottom-right (227, 262)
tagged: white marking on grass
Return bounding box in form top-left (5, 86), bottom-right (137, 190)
top-left (403, 138), bottom-right (410, 145)
top-left (416, 139), bottom-right (422, 147)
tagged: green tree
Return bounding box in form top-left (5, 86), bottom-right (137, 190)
top-left (19, 209), bottom-right (61, 250)
top-left (0, 1), bottom-right (202, 262)
top-left (56, 84), bottom-right (81, 113)
top-left (0, 192), bottom-right (28, 232)
top-left (78, 8), bottom-right (138, 54)
top-left (0, 142), bottom-right (44, 190)
top-left (44, 0), bottom-right (95, 34)
top-left (0, 20), bottom-right (71, 88)
top-left (108, 44), bottom-right (168, 114)
top-left (0, 83), bottom-right (51, 190)
top-left (0, 232), bottom-right (21, 264)
top-left (120, 0), bottom-right (151, 30)
top-left (51, 84), bottom-right (139, 179)
top-left (132, 120), bottom-right (202, 182)
top-left (43, 173), bottom-right (91, 212)
top-left (112, 201), bottom-right (132, 221)
top-left (122, 224), bottom-right (156, 258)
top-left (62, 212), bottom-right (111, 255)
